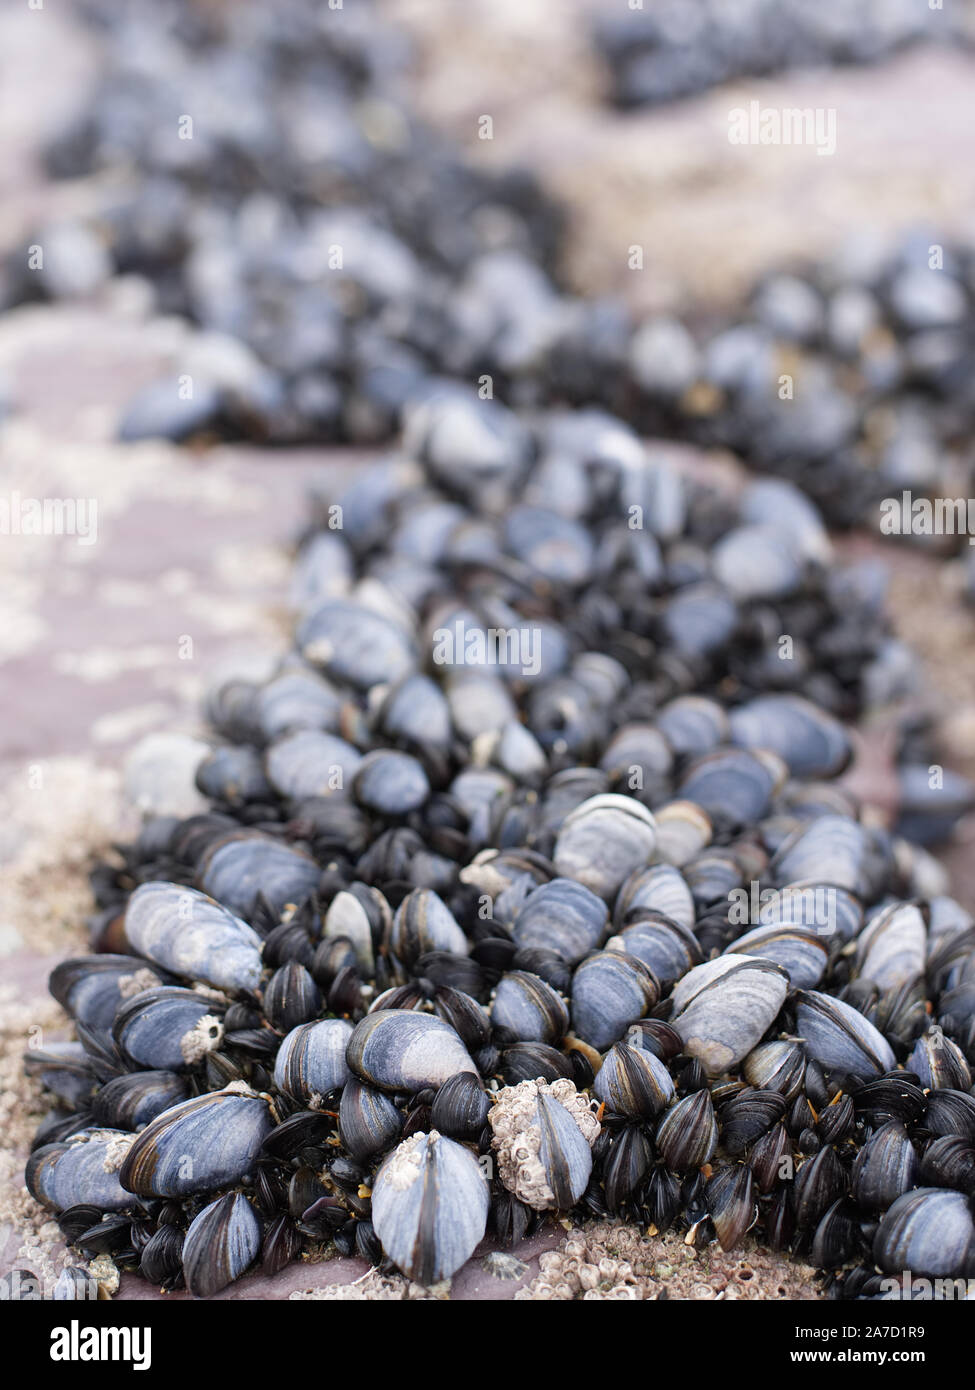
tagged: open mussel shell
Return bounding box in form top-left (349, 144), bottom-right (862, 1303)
top-left (372, 1130), bottom-right (489, 1285)
top-left (489, 1078), bottom-right (600, 1211)
top-left (728, 695), bottom-right (851, 780)
top-left (113, 987), bottom-right (224, 1072)
top-left (670, 957), bottom-right (789, 1078)
top-left (273, 1019), bottom-right (353, 1101)
top-left (27, 1129), bottom-right (135, 1213)
top-left (570, 951), bottom-right (659, 1052)
top-left (346, 1009), bottom-right (477, 1093)
top-left (854, 901), bottom-right (927, 991)
top-left (125, 882), bottom-right (263, 994)
top-left (511, 878), bottom-right (608, 963)
top-left (723, 925), bottom-right (828, 990)
top-left (91, 1071), bottom-right (190, 1130)
top-left (182, 1192), bottom-right (261, 1299)
top-left (592, 1042), bottom-right (674, 1119)
top-left (655, 1089), bottom-right (717, 1173)
top-left (119, 1089), bottom-right (274, 1198)
top-left (873, 1188), bottom-right (975, 1279)
top-left (49, 954), bottom-right (168, 1033)
top-left (490, 970), bottom-right (568, 1046)
top-left (793, 990), bottom-right (895, 1080)
top-left (198, 832), bottom-right (320, 919)
top-left (388, 888), bottom-right (468, 966)
top-left (553, 795), bottom-right (656, 900)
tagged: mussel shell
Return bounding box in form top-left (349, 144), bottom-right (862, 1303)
top-left (183, 1192), bottom-right (261, 1298)
top-left (92, 1071), bottom-right (190, 1130)
top-left (372, 1130), bottom-right (489, 1284)
top-left (491, 971), bottom-right (569, 1045)
top-left (553, 795), bottom-right (656, 900)
top-left (670, 957), bottom-right (790, 1078)
top-left (609, 911), bottom-right (702, 989)
top-left (298, 598), bottom-right (415, 690)
top-left (724, 925), bottom-right (828, 990)
top-left (855, 901), bottom-right (927, 991)
top-left (431, 1073), bottom-right (491, 1140)
top-left (873, 1188), bottom-right (975, 1278)
top-left (614, 864), bottom-right (695, 931)
top-left (49, 954), bottom-right (167, 1033)
top-left (346, 1009), bottom-right (477, 1093)
top-left (742, 1041), bottom-right (806, 1100)
top-left (592, 1042), bottom-right (674, 1119)
top-left (273, 1019), bottom-right (353, 1101)
top-left (27, 1129), bottom-right (135, 1213)
top-left (198, 833), bottom-right (320, 918)
top-left (511, 878), bottom-right (608, 963)
top-left (489, 1077), bottom-right (600, 1211)
top-left (793, 990), bottom-right (896, 1080)
top-left (113, 987), bottom-right (223, 1072)
top-left (655, 1089), bottom-right (717, 1173)
top-left (354, 750), bottom-right (430, 815)
top-left (728, 695), bottom-right (851, 780)
top-left (388, 888), bottom-right (468, 966)
top-left (125, 882), bottom-right (263, 993)
top-left (570, 951), bottom-right (659, 1052)
top-left (119, 1089), bottom-right (274, 1197)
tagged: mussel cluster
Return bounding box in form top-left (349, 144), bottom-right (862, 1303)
top-left (23, 405), bottom-right (975, 1299)
top-left (593, 0), bottom-right (964, 108)
top-left (12, 2), bottom-right (975, 546)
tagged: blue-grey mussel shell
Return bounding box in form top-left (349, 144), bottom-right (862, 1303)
top-left (850, 1120), bottom-right (917, 1211)
top-left (183, 1192), bottom-right (261, 1299)
top-left (655, 1089), bottom-right (717, 1173)
top-left (346, 1009), bottom-right (477, 1093)
top-left (511, 878), bottom-right (608, 963)
top-left (742, 1040), bottom-right (806, 1100)
top-left (265, 729), bottom-right (363, 801)
top-left (728, 694), bottom-right (851, 780)
top-left (298, 598), bottom-right (415, 689)
top-left (614, 864), bottom-right (695, 930)
top-left (669, 957), bottom-right (789, 1077)
top-left (354, 749), bottom-right (430, 815)
top-left (793, 989), bottom-right (895, 1079)
top-left (125, 882), bottom-right (263, 993)
top-left (873, 1188), bottom-right (975, 1279)
top-left (571, 951), bottom-right (659, 1052)
top-left (338, 1078), bottom-right (403, 1159)
top-left (198, 832), bottom-right (320, 919)
top-left (553, 795), bottom-right (656, 900)
top-left (854, 901), bottom-right (927, 991)
top-left (608, 911), bottom-right (702, 989)
top-left (388, 888), bottom-right (468, 967)
top-left (593, 1042), bottom-right (674, 1119)
top-left (491, 971), bottom-right (568, 1045)
top-left (27, 1129), bottom-right (136, 1212)
top-left (92, 1071), bottom-right (190, 1130)
top-left (49, 954), bottom-right (167, 1033)
top-left (489, 1078), bottom-right (600, 1211)
top-left (723, 925), bottom-right (828, 989)
top-left (119, 1088), bottom-right (274, 1197)
top-left (113, 987), bottom-right (224, 1072)
top-left (273, 1019), bottom-right (353, 1101)
top-left (372, 1130), bottom-right (489, 1284)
